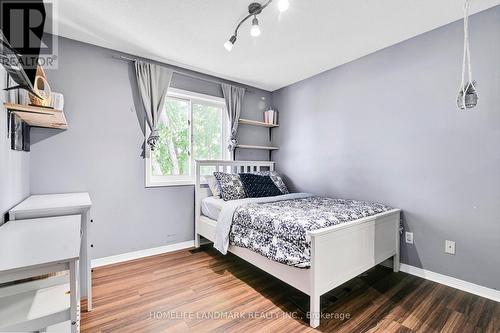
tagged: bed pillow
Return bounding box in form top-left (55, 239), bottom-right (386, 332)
top-left (239, 173), bottom-right (282, 198)
top-left (205, 175), bottom-right (221, 197)
top-left (253, 171), bottom-right (289, 194)
top-left (213, 172), bottom-right (247, 201)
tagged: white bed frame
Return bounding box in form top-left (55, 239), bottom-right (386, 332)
top-left (194, 160), bottom-right (400, 328)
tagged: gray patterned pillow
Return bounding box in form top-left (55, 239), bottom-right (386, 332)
top-left (205, 175), bottom-right (221, 197)
top-left (252, 171), bottom-right (289, 194)
top-left (213, 172), bottom-right (247, 201)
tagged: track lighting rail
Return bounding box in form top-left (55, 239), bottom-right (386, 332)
top-left (224, 0), bottom-right (290, 51)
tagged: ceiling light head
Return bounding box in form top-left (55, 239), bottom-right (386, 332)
top-left (277, 0), bottom-right (290, 12)
top-left (224, 35), bottom-right (237, 51)
top-left (250, 17), bottom-right (261, 37)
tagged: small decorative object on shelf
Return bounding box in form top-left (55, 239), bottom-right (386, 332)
top-left (264, 109), bottom-right (278, 125)
top-left (29, 66), bottom-right (52, 107)
top-left (50, 92), bottom-right (65, 110)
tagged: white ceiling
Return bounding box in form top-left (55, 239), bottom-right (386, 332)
top-left (49, 0), bottom-right (499, 91)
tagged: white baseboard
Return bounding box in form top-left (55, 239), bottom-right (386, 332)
top-left (91, 241), bottom-right (195, 268)
top-left (400, 263), bottom-right (500, 303)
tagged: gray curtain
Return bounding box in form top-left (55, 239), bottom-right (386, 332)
top-left (221, 83), bottom-right (245, 154)
top-left (134, 61), bottom-right (173, 151)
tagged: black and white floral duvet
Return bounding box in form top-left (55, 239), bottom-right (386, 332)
top-left (213, 193), bottom-right (392, 268)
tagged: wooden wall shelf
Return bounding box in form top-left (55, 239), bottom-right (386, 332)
top-left (237, 117), bottom-right (279, 160)
top-left (236, 144), bottom-right (279, 151)
top-left (4, 103), bottom-right (67, 129)
top-left (239, 118), bottom-right (279, 128)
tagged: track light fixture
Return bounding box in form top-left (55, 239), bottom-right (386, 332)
top-left (224, 0), bottom-right (290, 51)
top-left (250, 16), bottom-right (261, 37)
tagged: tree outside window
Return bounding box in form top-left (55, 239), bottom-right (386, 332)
top-left (146, 89), bottom-right (229, 186)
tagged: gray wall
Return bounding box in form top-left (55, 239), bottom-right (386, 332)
top-left (30, 36), bottom-right (273, 260)
top-left (0, 68), bottom-right (30, 225)
top-left (272, 6), bottom-right (500, 290)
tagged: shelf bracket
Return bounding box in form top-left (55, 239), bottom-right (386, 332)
top-left (6, 109), bottom-right (11, 139)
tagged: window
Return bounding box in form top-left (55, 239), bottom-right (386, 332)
top-left (145, 88), bottom-right (230, 187)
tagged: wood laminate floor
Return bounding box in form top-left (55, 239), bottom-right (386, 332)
top-left (81, 246), bottom-right (499, 333)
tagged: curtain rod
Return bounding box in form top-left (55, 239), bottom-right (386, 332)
top-left (112, 54), bottom-right (255, 93)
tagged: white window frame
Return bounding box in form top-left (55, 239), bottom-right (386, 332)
top-left (145, 88), bottom-right (230, 187)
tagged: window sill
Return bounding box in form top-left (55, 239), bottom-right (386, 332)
top-left (145, 179), bottom-right (210, 188)
top-left (145, 180), bottom-right (195, 188)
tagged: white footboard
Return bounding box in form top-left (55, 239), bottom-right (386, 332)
top-left (308, 209), bottom-right (400, 327)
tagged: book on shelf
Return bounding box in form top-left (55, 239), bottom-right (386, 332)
top-left (263, 109), bottom-right (278, 125)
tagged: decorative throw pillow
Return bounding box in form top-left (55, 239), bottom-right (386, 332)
top-left (239, 173), bottom-right (282, 198)
top-left (205, 175), bottom-right (221, 197)
top-left (213, 172), bottom-right (247, 201)
top-left (253, 171), bottom-right (289, 194)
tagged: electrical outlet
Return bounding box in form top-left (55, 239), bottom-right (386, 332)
top-left (445, 240), bottom-right (456, 254)
top-left (405, 232), bottom-right (413, 244)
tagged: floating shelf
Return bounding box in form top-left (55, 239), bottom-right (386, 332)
top-left (4, 103), bottom-right (67, 129)
top-left (239, 118), bottom-right (279, 128)
top-left (236, 144), bottom-right (279, 150)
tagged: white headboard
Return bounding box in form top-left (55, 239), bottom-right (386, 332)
top-left (195, 159), bottom-right (275, 200)
top-left (194, 160), bottom-right (275, 244)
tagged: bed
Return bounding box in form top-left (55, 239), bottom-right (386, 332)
top-left (194, 160), bottom-right (400, 328)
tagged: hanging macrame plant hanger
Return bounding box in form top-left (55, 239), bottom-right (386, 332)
top-left (457, 0), bottom-right (478, 110)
